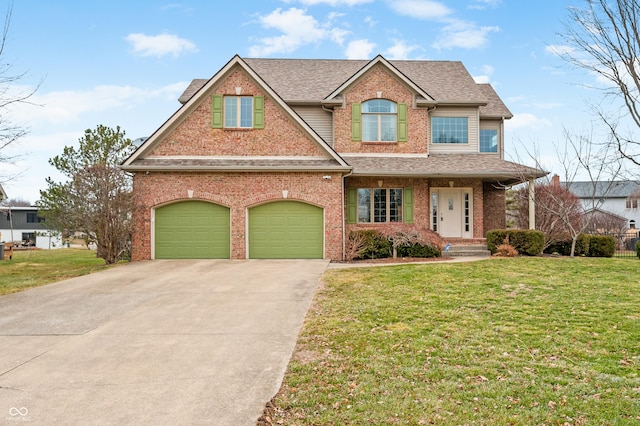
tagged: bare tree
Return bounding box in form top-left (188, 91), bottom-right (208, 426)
top-left (513, 128), bottom-right (623, 256)
top-left (559, 0), bottom-right (640, 166)
top-left (4, 197), bottom-right (30, 207)
top-left (37, 125), bottom-right (136, 264)
top-left (515, 179), bottom-right (583, 251)
top-left (0, 3), bottom-right (38, 169)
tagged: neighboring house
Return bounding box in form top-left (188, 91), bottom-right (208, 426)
top-left (0, 206), bottom-right (62, 249)
top-left (123, 55), bottom-right (544, 261)
top-left (564, 180), bottom-right (640, 231)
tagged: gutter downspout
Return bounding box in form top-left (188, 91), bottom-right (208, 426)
top-left (341, 169), bottom-right (353, 261)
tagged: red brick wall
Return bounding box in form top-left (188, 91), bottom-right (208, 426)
top-left (483, 182), bottom-right (506, 233)
top-left (333, 64), bottom-right (429, 154)
top-left (150, 67), bottom-right (327, 158)
top-left (132, 171), bottom-right (344, 261)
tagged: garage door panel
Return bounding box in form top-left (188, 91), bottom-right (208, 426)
top-left (155, 201), bottom-right (230, 259)
top-left (249, 201), bottom-right (323, 259)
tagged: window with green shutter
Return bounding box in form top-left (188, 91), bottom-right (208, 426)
top-left (212, 95), bottom-right (223, 128)
top-left (351, 103), bottom-right (361, 142)
top-left (213, 95), bottom-right (266, 129)
top-left (253, 96), bottom-right (264, 129)
top-left (403, 187), bottom-right (414, 224)
top-left (347, 187), bottom-right (357, 224)
top-left (397, 102), bottom-right (407, 142)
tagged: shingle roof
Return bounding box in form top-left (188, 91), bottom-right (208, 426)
top-left (565, 181), bottom-right (640, 198)
top-left (178, 57), bottom-right (512, 118)
top-left (122, 157), bottom-right (349, 172)
top-left (314, 154), bottom-right (544, 184)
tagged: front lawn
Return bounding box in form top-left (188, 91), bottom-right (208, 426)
top-left (0, 249), bottom-right (113, 295)
top-left (264, 257), bottom-right (640, 425)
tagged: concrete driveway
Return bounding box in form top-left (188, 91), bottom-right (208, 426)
top-left (0, 259), bottom-right (328, 425)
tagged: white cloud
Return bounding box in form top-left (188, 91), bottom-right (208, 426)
top-left (473, 64), bottom-right (494, 83)
top-left (364, 16), bottom-right (376, 27)
top-left (545, 44), bottom-right (575, 57)
top-left (506, 113), bottom-right (552, 130)
top-left (384, 40), bottom-right (421, 59)
top-left (345, 39), bottom-right (376, 59)
top-left (294, 0), bottom-right (372, 5)
top-left (249, 8), bottom-right (350, 56)
top-left (433, 20), bottom-right (500, 49)
top-left (9, 82), bottom-right (187, 125)
top-left (125, 33), bottom-right (197, 58)
top-left (388, 0), bottom-right (452, 19)
top-left (469, 0), bottom-right (500, 10)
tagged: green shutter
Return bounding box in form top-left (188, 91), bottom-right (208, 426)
top-left (404, 187), bottom-right (414, 224)
top-left (347, 187), bottom-right (357, 224)
top-left (253, 96), bottom-right (264, 129)
top-left (351, 103), bottom-right (361, 142)
top-left (212, 95), bottom-right (223, 128)
top-left (398, 102), bottom-right (407, 142)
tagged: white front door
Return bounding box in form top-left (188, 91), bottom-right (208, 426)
top-left (432, 188), bottom-right (473, 238)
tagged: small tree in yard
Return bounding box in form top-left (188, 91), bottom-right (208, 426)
top-left (515, 180), bottom-right (583, 251)
top-left (514, 128), bottom-right (622, 257)
top-left (37, 125), bottom-right (136, 264)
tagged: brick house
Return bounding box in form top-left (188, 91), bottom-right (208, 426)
top-left (123, 55), bottom-right (544, 260)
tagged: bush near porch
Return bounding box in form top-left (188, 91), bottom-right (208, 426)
top-left (486, 229), bottom-right (545, 256)
top-left (347, 229), bottom-right (444, 261)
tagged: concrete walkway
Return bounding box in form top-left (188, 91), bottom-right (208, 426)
top-left (0, 259), bottom-right (328, 425)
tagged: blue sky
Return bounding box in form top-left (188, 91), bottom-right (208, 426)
top-left (0, 0), bottom-right (602, 202)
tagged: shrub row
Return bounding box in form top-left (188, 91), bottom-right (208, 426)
top-left (486, 229), bottom-right (545, 256)
top-left (545, 234), bottom-right (616, 257)
top-left (348, 229), bottom-right (441, 260)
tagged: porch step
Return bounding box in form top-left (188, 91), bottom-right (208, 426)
top-left (443, 244), bottom-right (491, 258)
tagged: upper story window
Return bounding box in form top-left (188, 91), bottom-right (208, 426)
top-left (362, 100), bottom-right (397, 142)
top-left (211, 94), bottom-right (264, 130)
top-left (26, 212), bottom-right (44, 223)
top-left (480, 129), bottom-right (498, 153)
top-left (224, 96), bottom-right (253, 128)
top-left (432, 117), bottom-right (468, 144)
top-left (626, 197), bottom-right (639, 209)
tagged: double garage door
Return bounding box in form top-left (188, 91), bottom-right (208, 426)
top-left (154, 200), bottom-right (323, 259)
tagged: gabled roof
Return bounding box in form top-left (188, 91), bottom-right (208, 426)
top-left (179, 56), bottom-right (511, 117)
top-left (123, 55), bottom-right (349, 171)
top-left (565, 181), bottom-right (640, 199)
top-left (321, 55), bottom-right (435, 105)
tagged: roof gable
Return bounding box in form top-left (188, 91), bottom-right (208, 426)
top-left (123, 55), bottom-right (348, 169)
top-left (322, 55), bottom-right (435, 105)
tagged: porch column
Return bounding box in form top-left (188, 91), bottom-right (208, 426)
top-left (528, 178), bottom-right (535, 230)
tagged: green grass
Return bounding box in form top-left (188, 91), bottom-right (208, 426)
top-left (0, 249), bottom-right (114, 295)
top-left (268, 257), bottom-right (640, 425)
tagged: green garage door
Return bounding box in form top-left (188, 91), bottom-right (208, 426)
top-left (249, 201), bottom-right (323, 259)
top-left (155, 201), bottom-right (230, 259)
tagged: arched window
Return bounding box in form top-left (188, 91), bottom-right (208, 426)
top-left (362, 99), bottom-right (397, 142)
